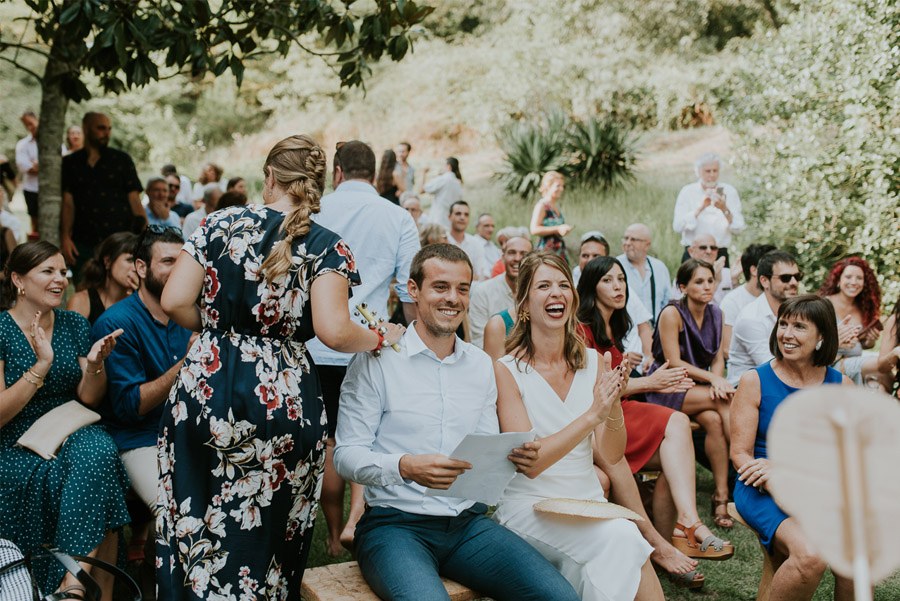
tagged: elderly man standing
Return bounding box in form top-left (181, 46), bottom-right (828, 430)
top-left (617, 223), bottom-right (670, 326)
top-left (400, 192), bottom-right (423, 227)
top-left (468, 234), bottom-right (532, 348)
top-left (673, 152), bottom-right (745, 266)
top-left (475, 213), bottom-right (501, 269)
top-left (61, 112), bottom-right (145, 276)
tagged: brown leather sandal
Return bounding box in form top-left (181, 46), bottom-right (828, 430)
top-left (672, 521), bottom-right (735, 560)
top-left (711, 496), bottom-right (734, 529)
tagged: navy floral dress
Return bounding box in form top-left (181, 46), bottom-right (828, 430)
top-left (156, 205), bottom-right (359, 600)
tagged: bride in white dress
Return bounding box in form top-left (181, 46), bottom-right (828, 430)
top-left (493, 252), bottom-right (661, 601)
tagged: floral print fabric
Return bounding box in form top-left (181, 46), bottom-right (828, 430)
top-left (156, 205), bottom-right (359, 600)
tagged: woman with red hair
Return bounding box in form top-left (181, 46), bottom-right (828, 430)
top-left (817, 256), bottom-right (882, 385)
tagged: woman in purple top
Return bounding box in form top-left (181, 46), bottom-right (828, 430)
top-left (645, 258), bottom-right (735, 528)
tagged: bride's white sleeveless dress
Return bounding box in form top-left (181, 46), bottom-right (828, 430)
top-left (494, 351), bottom-right (652, 601)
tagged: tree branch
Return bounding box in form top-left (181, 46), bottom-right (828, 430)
top-left (0, 41), bottom-right (51, 58)
top-left (0, 54), bottom-right (43, 83)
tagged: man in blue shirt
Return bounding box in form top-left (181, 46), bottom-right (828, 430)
top-left (92, 226), bottom-right (193, 514)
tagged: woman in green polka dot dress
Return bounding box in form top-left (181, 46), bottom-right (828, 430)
top-left (0, 241), bottom-right (130, 599)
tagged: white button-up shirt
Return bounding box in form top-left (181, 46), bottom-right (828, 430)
top-left (334, 325), bottom-right (500, 516)
top-left (728, 292), bottom-right (777, 386)
top-left (616, 254), bottom-right (671, 324)
top-left (423, 172), bottom-right (463, 229)
top-left (308, 180), bottom-right (421, 366)
top-left (479, 237), bottom-right (501, 271)
top-left (15, 134), bottom-right (38, 193)
top-left (449, 232), bottom-right (490, 280)
top-left (673, 181), bottom-right (745, 247)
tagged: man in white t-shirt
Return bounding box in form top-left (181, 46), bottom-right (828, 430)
top-left (719, 243), bottom-right (776, 359)
top-left (728, 250), bottom-right (800, 386)
top-left (447, 200), bottom-right (489, 280)
top-left (468, 235), bottom-right (532, 348)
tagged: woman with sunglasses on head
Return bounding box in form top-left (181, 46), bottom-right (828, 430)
top-left (731, 295), bottom-right (854, 601)
top-left (1, 241), bottom-right (126, 600)
top-left (67, 232), bottom-right (138, 324)
top-left (817, 256), bottom-right (884, 386)
top-left (645, 258), bottom-right (735, 529)
top-left (157, 135), bottom-right (405, 600)
top-left (576, 256), bottom-right (733, 589)
top-left (494, 251), bottom-right (661, 601)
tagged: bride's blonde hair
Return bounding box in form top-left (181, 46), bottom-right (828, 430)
top-left (259, 134), bottom-right (327, 283)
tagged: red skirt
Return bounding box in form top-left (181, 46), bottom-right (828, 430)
top-left (622, 399), bottom-right (674, 473)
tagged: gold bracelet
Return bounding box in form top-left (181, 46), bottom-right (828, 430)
top-left (605, 420), bottom-right (625, 432)
top-left (87, 363), bottom-right (104, 375)
top-left (27, 368), bottom-right (46, 382)
top-left (22, 373), bottom-right (43, 389)
top-left (606, 412), bottom-right (624, 422)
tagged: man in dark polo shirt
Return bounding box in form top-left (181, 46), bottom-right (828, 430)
top-left (61, 112), bottom-right (145, 276)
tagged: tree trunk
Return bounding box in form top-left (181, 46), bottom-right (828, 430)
top-left (759, 0), bottom-right (782, 29)
top-left (36, 46), bottom-right (72, 246)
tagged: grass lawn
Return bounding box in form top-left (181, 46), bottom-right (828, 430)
top-left (306, 466), bottom-right (900, 600)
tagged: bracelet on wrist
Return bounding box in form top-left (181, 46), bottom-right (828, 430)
top-left (86, 363), bottom-right (104, 375)
top-left (27, 368), bottom-right (46, 382)
top-left (604, 420), bottom-right (625, 432)
top-left (22, 372), bottom-right (43, 388)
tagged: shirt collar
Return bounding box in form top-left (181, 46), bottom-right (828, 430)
top-left (404, 321), bottom-right (469, 363)
top-left (335, 180), bottom-right (378, 195)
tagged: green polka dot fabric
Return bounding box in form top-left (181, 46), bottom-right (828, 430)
top-left (0, 309), bottom-right (130, 592)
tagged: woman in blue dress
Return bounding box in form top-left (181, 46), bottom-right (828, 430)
top-left (1, 241), bottom-right (128, 599)
top-left (157, 135), bottom-right (404, 600)
top-left (731, 295), bottom-right (853, 601)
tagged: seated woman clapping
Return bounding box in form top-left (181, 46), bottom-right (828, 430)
top-left (575, 257), bottom-right (733, 583)
top-left (0, 242), bottom-right (128, 600)
top-left (493, 252), bottom-right (661, 601)
top-left (644, 258), bottom-right (735, 529)
top-left (731, 295), bottom-right (854, 601)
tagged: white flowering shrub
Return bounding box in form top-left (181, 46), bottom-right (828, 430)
top-left (723, 0), bottom-right (899, 304)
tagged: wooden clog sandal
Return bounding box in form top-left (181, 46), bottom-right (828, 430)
top-left (666, 568), bottom-right (706, 590)
top-left (672, 521), bottom-right (735, 561)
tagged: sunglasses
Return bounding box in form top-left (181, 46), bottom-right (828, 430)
top-left (774, 272), bottom-right (803, 283)
top-left (168, 183), bottom-right (180, 190)
top-left (696, 245), bottom-right (719, 251)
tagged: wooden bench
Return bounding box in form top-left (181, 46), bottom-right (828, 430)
top-left (301, 561), bottom-right (481, 601)
top-left (728, 502), bottom-right (774, 601)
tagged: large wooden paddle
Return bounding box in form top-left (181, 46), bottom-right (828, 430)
top-left (767, 386), bottom-right (900, 601)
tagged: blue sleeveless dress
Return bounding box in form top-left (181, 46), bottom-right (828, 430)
top-left (733, 361), bottom-right (843, 553)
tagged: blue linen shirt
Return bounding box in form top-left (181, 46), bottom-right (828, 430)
top-left (91, 292), bottom-right (191, 451)
top-left (146, 209), bottom-right (182, 229)
top-left (307, 180), bottom-right (420, 366)
top-left (334, 324), bottom-right (499, 517)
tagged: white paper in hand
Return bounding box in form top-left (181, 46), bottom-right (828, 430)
top-left (426, 431), bottom-right (536, 505)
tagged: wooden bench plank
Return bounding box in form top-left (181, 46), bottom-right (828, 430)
top-left (729, 502), bottom-right (774, 601)
top-left (301, 561), bottom-right (480, 601)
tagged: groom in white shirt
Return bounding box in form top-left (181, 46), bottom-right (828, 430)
top-left (334, 244), bottom-right (579, 601)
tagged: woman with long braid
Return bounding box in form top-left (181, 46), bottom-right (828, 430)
top-left (156, 135), bottom-right (404, 599)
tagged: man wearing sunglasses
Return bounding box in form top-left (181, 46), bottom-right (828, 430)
top-left (670, 234), bottom-right (736, 305)
top-left (727, 250), bottom-right (801, 385)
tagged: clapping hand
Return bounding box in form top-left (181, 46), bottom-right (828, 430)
top-left (30, 312), bottom-right (54, 366)
top-left (591, 352), bottom-right (624, 422)
top-left (87, 328), bottom-right (124, 366)
top-left (836, 315), bottom-right (860, 349)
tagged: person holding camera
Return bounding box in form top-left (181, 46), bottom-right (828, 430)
top-left (673, 152), bottom-right (745, 267)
